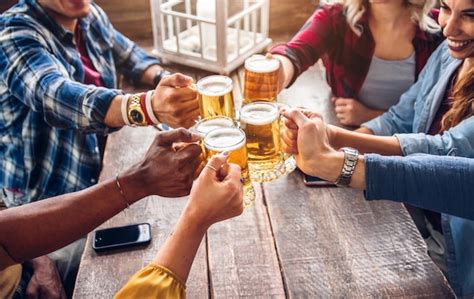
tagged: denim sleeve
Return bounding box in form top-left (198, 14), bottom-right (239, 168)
top-left (365, 153), bottom-right (474, 220)
top-left (395, 116), bottom-right (474, 158)
top-left (0, 23), bottom-right (119, 134)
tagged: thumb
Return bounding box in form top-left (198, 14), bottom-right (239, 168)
top-left (200, 153), bottom-right (229, 181)
top-left (282, 109), bottom-right (310, 128)
top-left (159, 73), bottom-right (194, 88)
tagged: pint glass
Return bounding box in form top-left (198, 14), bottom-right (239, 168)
top-left (243, 55), bottom-right (280, 104)
top-left (240, 102), bottom-right (284, 182)
top-left (204, 127), bottom-right (256, 207)
top-left (196, 75), bottom-right (235, 119)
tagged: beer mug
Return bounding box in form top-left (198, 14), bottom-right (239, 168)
top-left (193, 116), bottom-right (236, 157)
top-left (243, 55), bottom-right (280, 104)
top-left (196, 75), bottom-right (235, 119)
top-left (275, 102), bottom-right (297, 173)
top-left (239, 102), bottom-right (285, 182)
top-left (204, 127), bottom-right (256, 207)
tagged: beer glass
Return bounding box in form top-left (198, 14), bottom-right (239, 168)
top-left (239, 102), bottom-right (285, 182)
top-left (204, 127), bottom-right (256, 207)
top-left (243, 55), bottom-right (280, 104)
top-left (196, 75), bottom-right (235, 119)
top-left (275, 102), bottom-right (297, 173)
top-left (193, 116), bottom-right (235, 157)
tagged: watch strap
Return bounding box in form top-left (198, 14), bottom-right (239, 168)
top-left (335, 147), bottom-right (359, 186)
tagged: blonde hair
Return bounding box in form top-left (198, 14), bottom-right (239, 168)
top-left (322, 0), bottom-right (440, 36)
top-left (440, 67), bottom-right (474, 132)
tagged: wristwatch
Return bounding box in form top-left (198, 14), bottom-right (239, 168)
top-left (153, 69), bottom-right (171, 87)
top-left (335, 147), bottom-right (359, 186)
top-left (127, 93), bottom-right (147, 126)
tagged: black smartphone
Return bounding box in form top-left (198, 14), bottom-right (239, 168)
top-left (303, 174), bottom-right (337, 187)
top-left (92, 223), bottom-right (151, 252)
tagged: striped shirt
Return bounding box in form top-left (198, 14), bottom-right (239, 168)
top-left (0, 0), bottom-right (160, 205)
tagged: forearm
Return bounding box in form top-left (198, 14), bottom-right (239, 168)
top-left (140, 65), bottom-right (163, 87)
top-left (152, 209), bottom-right (207, 283)
top-left (104, 95), bottom-right (126, 128)
top-left (329, 125), bottom-right (402, 155)
top-left (272, 54), bottom-right (295, 91)
top-left (0, 166), bottom-right (149, 263)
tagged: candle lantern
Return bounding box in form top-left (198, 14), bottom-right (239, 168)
top-left (150, 0), bottom-right (272, 74)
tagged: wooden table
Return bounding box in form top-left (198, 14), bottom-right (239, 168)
top-left (74, 63), bottom-right (453, 298)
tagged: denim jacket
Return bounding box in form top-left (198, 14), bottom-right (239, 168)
top-left (363, 40), bottom-right (474, 297)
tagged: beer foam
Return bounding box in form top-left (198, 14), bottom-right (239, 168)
top-left (240, 102), bottom-right (279, 125)
top-left (197, 75), bottom-right (233, 96)
top-left (196, 118), bottom-right (235, 136)
top-left (204, 127), bottom-right (246, 152)
top-left (245, 55), bottom-right (280, 73)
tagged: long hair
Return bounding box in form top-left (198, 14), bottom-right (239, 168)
top-left (440, 67), bottom-right (474, 131)
top-left (322, 0), bottom-right (440, 36)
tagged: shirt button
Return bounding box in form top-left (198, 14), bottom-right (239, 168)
top-left (91, 179), bottom-right (96, 183)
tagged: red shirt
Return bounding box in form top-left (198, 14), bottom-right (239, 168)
top-left (270, 4), bottom-right (443, 98)
top-left (75, 26), bottom-right (104, 87)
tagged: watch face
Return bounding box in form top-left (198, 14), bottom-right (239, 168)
top-left (130, 110), bottom-right (144, 124)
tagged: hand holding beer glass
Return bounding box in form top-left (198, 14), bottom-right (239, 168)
top-left (203, 127), bottom-right (256, 208)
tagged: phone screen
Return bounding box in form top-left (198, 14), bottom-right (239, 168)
top-left (93, 223), bottom-right (151, 251)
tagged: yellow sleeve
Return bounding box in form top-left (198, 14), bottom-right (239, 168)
top-left (114, 264), bottom-right (186, 299)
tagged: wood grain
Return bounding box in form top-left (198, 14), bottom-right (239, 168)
top-left (263, 171), bottom-right (454, 298)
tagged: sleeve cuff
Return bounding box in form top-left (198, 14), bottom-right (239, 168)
top-left (361, 117), bottom-right (395, 137)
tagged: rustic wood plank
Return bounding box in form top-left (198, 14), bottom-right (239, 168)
top-left (207, 184), bottom-right (286, 298)
top-left (263, 171), bottom-right (453, 298)
top-left (74, 127), bottom-right (209, 299)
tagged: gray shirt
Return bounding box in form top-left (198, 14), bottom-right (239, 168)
top-left (358, 53), bottom-right (416, 110)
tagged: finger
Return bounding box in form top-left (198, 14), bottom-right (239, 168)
top-left (281, 142), bottom-right (298, 155)
top-left (201, 153), bottom-right (229, 181)
top-left (222, 163), bottom-right (242, 183)
top-left (283, 118), bottom-right (298, 130)
top-left (334, 106), bottom-right (346, 113)
top-left (334, 98), bottom-right (352, 106)
top-left (159, 73), bottom-right (194, 88)
top-left (282, 109), bottom-right (310, 128)
top-left (331, 96), bottom-right (337, 104)
top-left (265, 53), bottom-right (273, 59)
top-left (155, 128), bottom-right (200, 146)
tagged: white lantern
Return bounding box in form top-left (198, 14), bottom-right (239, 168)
top-left (150, 0), bottom-right (272, 74)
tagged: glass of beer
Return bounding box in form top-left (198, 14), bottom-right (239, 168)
top-left (193, 116), bottom-right (236, 157)
top-left (239, 101), bottom-right (285, 182)
top-left (204, 127), bottom-right (256, 207)
top-left (196, 75), bottom-right (235, 119)
top-left (243, 55), bottom-right (280, 104)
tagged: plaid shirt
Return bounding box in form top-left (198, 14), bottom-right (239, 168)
top-left (270, 4), bottom-right (444, 98)
top-left (0, 0), bottom-right (160, 205)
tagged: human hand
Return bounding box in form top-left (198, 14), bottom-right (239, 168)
top-left (332, 97), bottom-right (382, 126)
top-left (152, 73), bottom-right (199, 128)
top-left (136, 128), bottom-right (203, 197)
top-left (25, 256), bottom-right (67, 299)
top-left (280, 108), bottom-right (323, 155)
top-left (282, 109), bottom-right (341, 181)
top-left (183, 153), bottom-right (244, 229)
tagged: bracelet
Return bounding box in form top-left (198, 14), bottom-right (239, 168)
top-left (115, 173), bottom-right (130, 209)
top-left (145, 90), bottom-right (160, 125)
top-left (121, 94), bottom-right (131, 126)
top-left (139, 92), bottom-right (154, 125)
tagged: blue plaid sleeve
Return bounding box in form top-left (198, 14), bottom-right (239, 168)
top-left (0, 18), bottom-right (120, 134)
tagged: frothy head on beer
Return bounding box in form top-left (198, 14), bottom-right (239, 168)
top-left (197, 75), bottom-right (233, 97)
top-left (240, 102), bottom-right (279, 126)
top-left (195, 117), bottom-right (235, 138)
top-left (204, 127), bottom-right (246, 152)
top-left (245, 55), bottom-right (280, 73)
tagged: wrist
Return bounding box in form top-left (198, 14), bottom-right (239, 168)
top-left (180, 205), bottom-right (211, 234)
top-left (310, 150), bottom-right (345, 183)
top-left (117, 166), bottom-right (151, 204)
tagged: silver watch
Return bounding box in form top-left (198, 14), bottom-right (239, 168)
top-left (335, 147), bottom-right (359, 186)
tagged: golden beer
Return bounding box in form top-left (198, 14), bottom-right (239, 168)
top-left (240, 102), bottom-right (281, 172)
top-left (194, 116), bottom-right (235, 157)
top-left (197, 75), bottom-right (235, 119)
top-left (243, 55), bottom-right (280, 104)
top-left (204, 127), bottom-right (255, 207)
